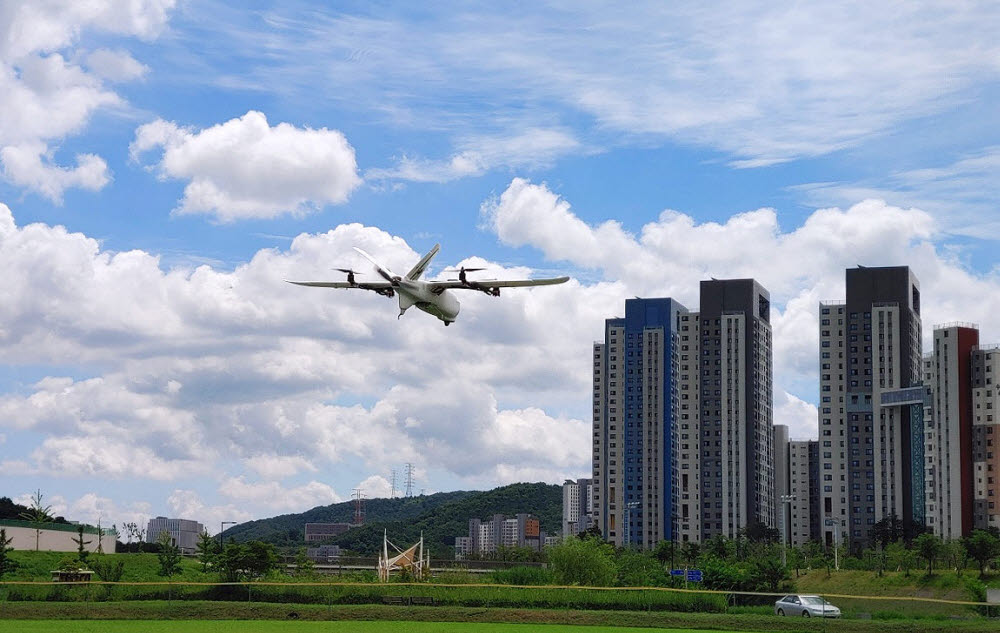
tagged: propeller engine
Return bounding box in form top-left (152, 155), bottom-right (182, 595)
top-left (444, 266), bottom-right (486, 285)
top-left (334, 268), bottom-right (362, 286)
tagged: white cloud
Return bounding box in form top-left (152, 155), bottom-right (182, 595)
top-left (167, 489), bottom-right (252, 533)
top-left (244, 455), bottom-right (317, 479)
top-left (368, 128), bottom-right (582, 183)
top-left (793, 146), bottom-right (1000, 240)
top-left (356, 475), bottom-right (392, 499)
top-left (218, 476), bottom-right (341, 512)
top-left (775, 392), bottom-right (819, 441)
top-left (219, 3), bottom-right (1000, 167)
top-left (0, 143), bottom-right (109, 202)
top-left (131, 111), bottom-right (362, 221)
top-left (6, 185), bottom-right (1000, 523)
top-left (86, 49), bottom-right (148, 82)
top-left (483, 177), bottom-right (1000, 419)
top-left (0, 1), bottom-right (174, 199)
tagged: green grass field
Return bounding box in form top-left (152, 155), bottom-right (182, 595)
top-left (0, 622), bottom-right (719, 633)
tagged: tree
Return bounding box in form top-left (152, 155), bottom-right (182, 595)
top-left (751, 553), bottom-right (789, 592)
top-left (787, 546), bottom-right (805, 578)
top-left (547, 536), bottom-right (616, 586)
top-left (245, 541), bottom-right (279, 578)
top-left (653, 540), bottom-right (675, 570)
top-left (914, 533), bottom-right (942, 576)
top-left (965, 530), bottom-right (1000, 577)
top-left (293, 548), bottom-right (315, 577)
top-left (196, 530), bottom-right (216, 572)
top-left (90, 557), bottom-right (125, 582)
top-left (680, 541), bottom-right (701, 568)
top-left (156, 530), bottom-right (182, 577)
top-left (0, 528), bottom-right (15, 577)
top-left (71, 524), bottom-right (92, 562)
top-left (18, 489), bottom-right (53, 551)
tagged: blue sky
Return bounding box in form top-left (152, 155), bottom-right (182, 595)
top-left (2, 1), bottom-right (1000, 531)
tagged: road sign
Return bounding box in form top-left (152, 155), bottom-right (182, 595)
top-left (669, 569), bottom-right (685, 576)
top-left (686, 570), bottom-right (703, 582)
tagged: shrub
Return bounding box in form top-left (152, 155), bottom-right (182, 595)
top-left (488, 565), bottom-right (556, 585)
top-left (547, 537), bottom-right (616, 586)
top-left (90, 557), bottom-right (125, 582)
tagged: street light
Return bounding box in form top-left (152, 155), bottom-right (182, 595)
top-left (219, 521), bottom-right (237, 551)
top-left (824, 519), bottom-right (840, 571)
top-left (780, 494), bottom-right (796, 566)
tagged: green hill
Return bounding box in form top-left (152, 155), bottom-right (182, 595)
top-left (222, 482), bottom-right (562, 557)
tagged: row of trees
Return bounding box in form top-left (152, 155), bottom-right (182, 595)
top-left (539, 523), bottom-right (1000, 590)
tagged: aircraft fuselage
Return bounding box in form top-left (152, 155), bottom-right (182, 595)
top-left (394, 279), bottom-right (461, 325)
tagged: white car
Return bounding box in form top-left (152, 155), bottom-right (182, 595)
top-left (774, 594), bottom-right (841, 618)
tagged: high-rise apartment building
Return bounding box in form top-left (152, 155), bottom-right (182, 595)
top-left (593, 298), bottom-right (685, 548)
top-left (787, 439), bottom-right (819, 546)
top-left (923, 325), bottom-right (978, 539)
top-left (819, 266), bottom-right (923, 548)
top-left (774, 424), bottom-right (789, 531)
top-left (972, 346), bottom-right (1000, 531)
top-left (457, 513), bottom-right (544, 557)
top-left (562, 478), bottom-right (594, 537)
top-left (698, 279), bottom-right (775, 540)
top-left (594, 281), bottom-right (775, 547)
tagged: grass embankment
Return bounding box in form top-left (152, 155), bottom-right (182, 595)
top-left (0, 620), bottom-right (719, 633)
top-left (2, 602), bottom-right (999, 633)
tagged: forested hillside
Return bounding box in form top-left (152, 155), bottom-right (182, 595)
top-left (221, 482), bottom-right (562, 557)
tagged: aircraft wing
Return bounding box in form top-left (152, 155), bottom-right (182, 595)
top-left (428, 276), bottom-right (570, 290)
top-left (285, 280), bottom-right (395, 291)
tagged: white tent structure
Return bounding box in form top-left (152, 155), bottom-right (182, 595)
top-left (377, 530), bottom-right (429, 582)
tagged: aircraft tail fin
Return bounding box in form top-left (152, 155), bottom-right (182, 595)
top-left (405, 243), bottom-right (440, 280)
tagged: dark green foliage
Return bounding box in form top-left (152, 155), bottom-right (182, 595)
top-left (915, 532), bottom-right (942, 576)
top-left (215, 541), bottom-right (279, 581)
top-left (488, 565), bottom-right (556, 585)
top-left (221, 489), bottom-right (477, 545)
top-left (547, 536), bottom-right (616, 586)
top-left (0, 527), bottom-right (16, 577)
top-left (89, 556), bottom-right (125, 582)
top-left (0, 495), bottom-right (69, 523)
top-left (292, 547), bottom-right (315, 577)
top-left (223, 482), bottom-right (562, 558)
top-left (72, 524), bottom-right (93, 562)
top-left (615, 550), bottom-right (668, 586)
top-left (964, 530), bottom-right (1000, 577)
top-left (155, 531), bottom-right (181, 577)
top-left (196, 530), bottom-right (216, 573)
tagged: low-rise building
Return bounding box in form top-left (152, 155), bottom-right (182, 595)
top-left (304, 522), bottom-right (352, 542)
top-left (146, 517), bottom-right (203, 554)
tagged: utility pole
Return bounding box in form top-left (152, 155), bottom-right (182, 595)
top-left (825, 519), bottom-right (840, 570)
top-left (780, 494), bottom-right (796, 566)
top-left (390, 469), bottom-right (397, 498)
top-left (404, 463), bottom-right (414, 498)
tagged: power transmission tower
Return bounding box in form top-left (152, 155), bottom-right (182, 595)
top-left (404, 463), bottom-right (414, 498)
top-left (352, 488), bottom-right (366, 525)
top-left (390, 468), bottom-right (398, 498)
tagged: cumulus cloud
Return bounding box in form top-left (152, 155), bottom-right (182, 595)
top-left (167, 489), bottom-right (252, 532)
top-left (367, 128), bottom-right (582, 183)
top-left (219, 476), bottom-right (341, 512)
top-left (131, 111), bottom-right (362, 221)
top-left (483, 177), bottom-right (1000, 432)
top-left (0, 0), bottom-right (174, 199)
top-left (5, 182), bottom-right (1000, 521)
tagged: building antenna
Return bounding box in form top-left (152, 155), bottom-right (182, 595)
top-left (404, 463), bottom-right (414, 498)
top-left (352, 488), bottom-right (366, 525)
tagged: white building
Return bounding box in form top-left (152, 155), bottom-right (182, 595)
top-left (146, 516), bottom-right (204, 554)
top-left (2, 520), bottom-right (117, 553)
